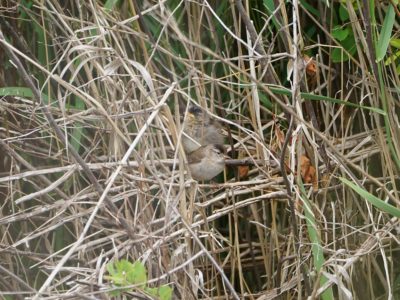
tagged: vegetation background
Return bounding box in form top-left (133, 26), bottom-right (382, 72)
top-left (0, 0), bottom-right (400, 299)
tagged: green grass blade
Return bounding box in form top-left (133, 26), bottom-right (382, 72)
top-left (340, 177), bottom-right (400, 217)
top-left (300, 0), bottom-right (320, 17)
top-left (299, 182), bottom-right (334, 300)
top-left (69, 95), bottom-right (85, 153)
top-left (268, 86), bottom-right (386, 115)
top-left (105, 0), bottom-right (120, 12)
top-left (0, 87), bottom-right (49, 102)
top-left (377, 63), bottom-right (400, 171)
top-left (376, 4), bottom-right (395, 62)
top-left (263, 0), bottom-right (281, 29)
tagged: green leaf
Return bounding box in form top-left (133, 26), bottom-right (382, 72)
top-left (300, 0), bottom-right (320, 17)
top-left (106, 267), bottom-right (125, 285)
top-left (339, 4), bottom-right (349, 21)
top-left (376, 4), bottom-right (395, 62)
top-left (69, 96), bottom-right (85, 153)
top-left (340, 177), bottom-right (400, 217)
top-left (105, 260), bottom-right (152, 296)
top-left (158, 286), bottom-right (173, 300)
top-left (106, 262), bottom-right (116, 276)
top-left (384, 50), bottom-right (400, 65)
top-left (115, 259), bottom-right (135, 273)
top-left (306, 26), bottom-right (317, 39)
top-left (130, 261), bottom-right (147, 286)
top-left (18, 0), bottom-right (34, 23)
top-left (390, 38), bottom-right (400, 49)
top-left (145, 286), bottom-right (173, 300)
top-left (267, 86), bottom-right (386, 115)
top-left (106, 259), bottom-right (135, 285)
top-left (332, 25), bottom-right (349, 41)
top-left (263, 0), bottom-right (275, 13)
top-left (104, 0), bottom-right (120, 12)
top-left (342, 33), bottom-right (358, 54)
top-left (332, 34), bottom-right (357, 63)
top-left (299, 182), bottom-right (334, 300)
top-left (370, 0), bottom-right (376, 20)
top-left (303, 93), bottom-right (385, 115)
top-left (263, 0), bottom-right (281, 30)
top-left (145, 287), bottom-right (159, 297)
top-left (259, 91), bottom-right (273, 110)
top-left (377, 60), bottom-right (400, 171)
top-left (0, 87), bottom-right (49, 102)
top-left (332, 47), bottom-right (349, 63)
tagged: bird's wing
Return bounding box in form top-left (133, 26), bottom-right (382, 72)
top-left (187, 151), bottom-right (204, 164)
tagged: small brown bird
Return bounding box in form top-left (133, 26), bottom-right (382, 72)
top-left (187, 144), bottom-right (226, 181)
top-left (181, 105), bottom-right (224, 153)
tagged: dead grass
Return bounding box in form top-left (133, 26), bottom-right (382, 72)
top-left (0, 1), bottom-right (399, 299)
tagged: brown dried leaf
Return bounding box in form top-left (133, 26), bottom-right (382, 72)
top-left (303, 54), bottom-right (317, 89)
top-left (238, 165), bottom-right (249, 179)
top-left (300, 155), bottom-right (318, 190)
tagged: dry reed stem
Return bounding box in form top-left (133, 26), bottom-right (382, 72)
top-left (0, 1), bottom-right (399, 299)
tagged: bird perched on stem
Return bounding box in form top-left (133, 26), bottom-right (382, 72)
top-left (181, 105), bottom-right (224, 153)
top-left (187, 144), bottom-right (226, 181)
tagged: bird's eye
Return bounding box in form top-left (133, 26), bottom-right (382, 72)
top-left (213, 149), bottom-right (221, 155)
top-left (213, 145), bottom-right (225, 154)
top-left (189, 106), bottom-right (202, 115)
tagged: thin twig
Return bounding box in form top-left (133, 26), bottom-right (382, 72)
top-left (279, 0), bottom-right (311, 295)
top-left (0, 29), bottom-right (175, 297)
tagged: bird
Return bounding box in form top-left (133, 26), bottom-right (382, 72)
top-left (187, 144), bottom-right (226, 181)
top-left (181, 105), bottom-right (224, 153)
